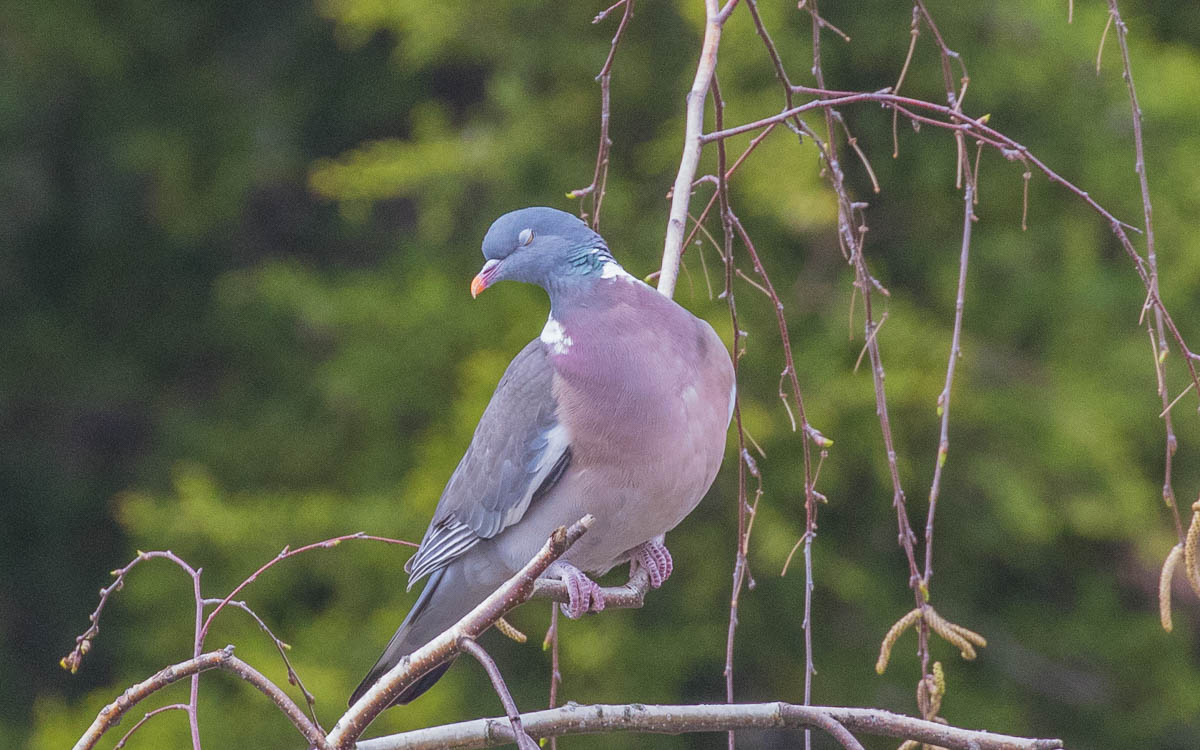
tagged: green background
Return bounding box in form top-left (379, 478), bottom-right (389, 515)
top-left (5, 1), bottom-right (1200, 747)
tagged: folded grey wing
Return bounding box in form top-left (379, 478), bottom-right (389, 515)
top-left (405, 339), bottom-right (570, 587)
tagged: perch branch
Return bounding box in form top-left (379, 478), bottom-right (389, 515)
top-left (327, 516), bottom-right (595, 750)
top-left (532, 567), bottom-right (650, 609)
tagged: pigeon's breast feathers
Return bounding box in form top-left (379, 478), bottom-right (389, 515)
top-left (545, 275), bottom-right (734, 485)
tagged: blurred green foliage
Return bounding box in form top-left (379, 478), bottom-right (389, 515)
top-left (5, 0), bottom-right (1200, 747)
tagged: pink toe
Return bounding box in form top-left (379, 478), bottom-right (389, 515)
top-left (563, 572), bottom-right (585, 619)
top-left (635, 540), bottom-right (673, 589)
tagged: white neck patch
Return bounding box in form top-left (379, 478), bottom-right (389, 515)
top-left (541, 316), bottom-right (573, 355)
top-left (601, 260), bottom-right (634, 280)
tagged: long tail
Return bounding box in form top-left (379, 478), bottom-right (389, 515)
top-left (349, 558), bottom-right (503, 707)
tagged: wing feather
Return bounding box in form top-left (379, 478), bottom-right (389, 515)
top-left (404, 340), bottom-right (569, 586)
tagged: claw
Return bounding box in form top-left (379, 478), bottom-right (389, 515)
top-left (546, 560), bottom-right (605, 619)
top-left (631, 536), bottom-right (673, 589)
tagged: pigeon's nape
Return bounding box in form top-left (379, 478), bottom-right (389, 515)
top-left (353, 206), bottom-right (735, 710)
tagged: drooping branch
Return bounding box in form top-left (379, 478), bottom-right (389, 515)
top-left (912, 157), bottom-right (977, 688)
top-left (710, 75), bottom-right (753, 750)
top-left (700, 87), bottom-right (1200, 408)
top-left (59, 548), bottom-right (207, 747)
top-left (1103, 1), bottom-right (1186, 569)
top-left (567, 0), bottom-right (635, 231)
top-left (355, 702), bottom-right (1064, 750)
top-left (794, 3), bottom-right (932, 726)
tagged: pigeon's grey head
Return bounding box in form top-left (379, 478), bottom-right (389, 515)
top-left (471, 207), bottom-right (615, 298)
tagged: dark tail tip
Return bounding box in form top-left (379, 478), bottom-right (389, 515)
top-left (348, 660), bottom-right (454, 708)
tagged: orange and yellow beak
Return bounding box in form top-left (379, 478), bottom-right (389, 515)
top-left (471, 259), bottom-right (502, 298)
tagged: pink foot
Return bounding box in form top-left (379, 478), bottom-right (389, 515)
top-left (546, 561), bottom-right (605, 619)
top-left (630, 536), bottom-right (673, 589)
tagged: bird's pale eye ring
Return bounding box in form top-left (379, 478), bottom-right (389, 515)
top-left (518, 228), bottom-right (534, 246)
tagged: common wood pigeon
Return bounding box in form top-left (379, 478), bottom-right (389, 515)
top-left (351, 207), bottom-right (736, 706)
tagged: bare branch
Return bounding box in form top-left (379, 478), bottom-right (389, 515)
top-left (327, 516), bottom-right (595, 749)
top-left (658, 0), bottom-right (739, 299)
top-left (233, 651), bottom-right (332, 748)
top-left (355, 702), bottom-right (1064, 750)
top-left (73, 648), bottom-right (228, 750)
top-left (72, 647), bottom-right (328, 750)
top-left (62, 549), bottom-right (199, 675)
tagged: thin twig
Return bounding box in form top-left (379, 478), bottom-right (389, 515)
top-left (698, 88), bottom-right (1200, 406)
top-left (593, 0), bottom-right (627, 23)
top-left (113, 703), bottom-right (188, 750)
top-left (921, 151), bottom-right (978, 647)
top-left (59, 549), bottom-right (207, 747)
top-left (1160, 382), bottom-right (1196, 420)
top-left (567, 0), bottom-right (635, 230)
top-left (792, 50), bottom-right (930, 722)
top-left (734, 12), bottom-right (826, 739)
top-left (201, 533), bottom-right (414, 643)
top-left (712, 75), bottom-right (748, 750)
top-left (914, 0), bottom-right (969, 187)
top-left (201, 597), bottom-right (323, 732)
top-left (458, 637), bottom-right (539, 750)
top-left (73, 647), bottom-right (329, 750)
top-left (544, 605), bottom-right (561, 750)
top-left (892, 6), bottom-right (921, 158)
top-left (1105, 0), bottom-right (1185, 548)
top-left (1096, 11), bottom-right (1114, 72)
top-left (679, 122), bottom-right (779, 255)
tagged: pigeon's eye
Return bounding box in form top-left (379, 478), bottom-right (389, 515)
top-left (518, 228), bottom-right (534, 246)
